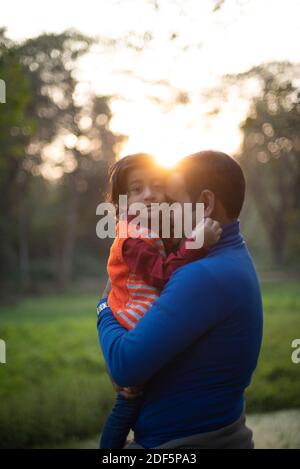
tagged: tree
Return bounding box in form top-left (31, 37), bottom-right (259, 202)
top-left (0, 30), bottom-right (126, 295)
top-left (0, 29), bottom-right (35, 290)
top-left (239, 64), bottom-right (300, 267)
top-left (56, 95), bottom-right (126, 289)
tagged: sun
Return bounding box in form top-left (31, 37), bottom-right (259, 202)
top-left (112, 92), bottom-right (245, 169)
top-left (119, 141), bottom-right (186, 168)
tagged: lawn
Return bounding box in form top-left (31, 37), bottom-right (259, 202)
top-left (245, 282), bottom-right (300, 412)
top-left (0, 282), bottom-right (299, 448)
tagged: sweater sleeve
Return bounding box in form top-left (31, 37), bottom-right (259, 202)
top-left (122, 237), bottom-right (208, 290)
top-left (97, 261), bottom-right (225, 387)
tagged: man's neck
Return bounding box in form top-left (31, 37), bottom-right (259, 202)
top-left (210, 206), bottom-right (235, 226)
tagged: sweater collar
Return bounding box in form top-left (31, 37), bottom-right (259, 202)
top-left (208, 219), bottom-right (245, 255)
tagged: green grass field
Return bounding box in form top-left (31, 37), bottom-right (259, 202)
top-left (0, 282), bottom-right (299, 448)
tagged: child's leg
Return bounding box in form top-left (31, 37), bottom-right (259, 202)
top-left (100, 392), bottom-right (144, 449)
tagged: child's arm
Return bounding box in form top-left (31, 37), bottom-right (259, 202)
top-left (123, 218), bottom-right (222, 290)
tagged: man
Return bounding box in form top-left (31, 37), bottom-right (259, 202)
top-left (97, 150), bottom-right (263, 449)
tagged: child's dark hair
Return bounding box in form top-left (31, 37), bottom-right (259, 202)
top-left (107, 153), bottom-right (158, 216)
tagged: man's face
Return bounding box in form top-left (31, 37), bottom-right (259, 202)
top-left (166, 171), bottom-right (196, 234)
top-left (166, 170), bottom-right (209, 231)
top-left (165, 171), bottom-right (191, 206)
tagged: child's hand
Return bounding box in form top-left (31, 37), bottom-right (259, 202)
top-left (203, 218), bottom-right (222, 247)
top-left (187, 217), bottom-right (222, 250)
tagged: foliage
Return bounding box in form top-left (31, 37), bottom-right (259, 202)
top-left (0, 30), bottom-right (125, 295)
top-left (0, 282), bottom-right (299, 447)
top-left (240, 64), bottom-right (300, 267)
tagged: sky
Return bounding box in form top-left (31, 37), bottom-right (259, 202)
top-left (2, 0), bottom-right (300, 170)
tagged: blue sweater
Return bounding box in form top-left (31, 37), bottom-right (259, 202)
top-left (97, 221), bottom-right (263, 448)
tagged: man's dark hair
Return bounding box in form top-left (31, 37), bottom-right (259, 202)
top-left (177, 150), bottom-right (246, 219)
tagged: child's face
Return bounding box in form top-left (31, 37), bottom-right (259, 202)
top-left (126, 167), bottom-right (165, 211)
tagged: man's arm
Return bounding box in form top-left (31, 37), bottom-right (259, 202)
top-left (97, 261), bottom-right (226, 387)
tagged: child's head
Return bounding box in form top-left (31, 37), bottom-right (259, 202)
top-left (108, 153), bottom-right (166, 217)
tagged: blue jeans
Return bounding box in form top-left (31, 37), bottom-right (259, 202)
top-left (100, 392), bottom-right (144, 449)
top-left (97, 297), bottom-right (144, 449)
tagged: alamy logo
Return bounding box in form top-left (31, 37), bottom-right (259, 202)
top-left (291, 339), bottom-right (300, 364)
top-left (0, 79), bottom-right (6, 103)
top-left (96, 197), bottom-right (205, 249)
top-left (0, 339), bottom-right (6, 364)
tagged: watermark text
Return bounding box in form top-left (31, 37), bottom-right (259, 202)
top-left (96, 197), bottom-right (205, 249)
top-left (0, 339), bottom-right (6, 364)
top-left (291, 339), bottom-right (300, 364)
top-left (0, 79), bottom-right (6, 103)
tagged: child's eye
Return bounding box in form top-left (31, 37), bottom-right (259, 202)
top-left (152, 181), bottom-right (164, 191)
top-left (129, 185), bottom-right (142, 194)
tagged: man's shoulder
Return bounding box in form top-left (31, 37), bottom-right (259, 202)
top-left (169, 254), bottom-right (221, 291)
top-left (158, 252), bottom-right (232, 319)
top-left (174, 245), bottom-right (256, 288)
top-left (178, 249), bottom-right (232, 275)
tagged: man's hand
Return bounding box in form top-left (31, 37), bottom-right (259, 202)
top-left (105, 364), bottom-right (144, 399)
top-left (111, 379), bottom-right (144, 400)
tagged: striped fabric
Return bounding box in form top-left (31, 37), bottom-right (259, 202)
top-left (108, 222), bottom-right (166, 330)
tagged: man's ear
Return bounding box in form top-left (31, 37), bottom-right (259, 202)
top-left (198, 190), bottom-right (215, 217)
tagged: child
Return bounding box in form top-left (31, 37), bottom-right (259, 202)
top-left (98, 153), bottom-right (222, 449)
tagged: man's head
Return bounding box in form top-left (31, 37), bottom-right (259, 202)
top-left (166, 150), bottom-right (246, 224)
